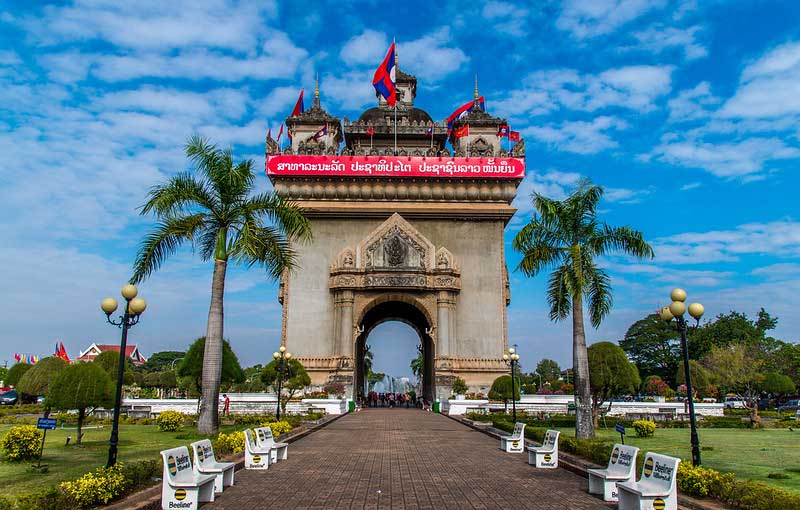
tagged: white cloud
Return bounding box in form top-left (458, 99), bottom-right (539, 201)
top-left (525, 116), bottom-right (627, 154)
top-left (98, 86), bottom-right (249, 120)
top-left (680, 182), bottom-right (701, 191)
top-left (632, 24), bottom-right (707, 60)
top-left (667, 81), bottom-right (720, 122)
top-left (398, 28), bottom-right (469, 83)
top-left (557, 0), bottom-right (667, 39)
top-left (323, 69), bottom-right (376, 112)
top-left (340, 30), bottom-right (388, 66)
top-left (482, 1), bottom-right (530, 37)
top-left (651, 136), bottom-right (800, 178)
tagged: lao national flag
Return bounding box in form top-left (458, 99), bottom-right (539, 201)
top-left (453, 125), bottom-right (469, 138)
top-left (373, 42), bottom-right (397, 107)
top-left (291, 90), bottom-right (304, 117)
top-left (367, 126), bottom-right (374, 136)
top-left (446, 96), bottom-right (485, 132)
top-left (497, 124), bottom-right (509, 137)
top-left (312, 125), bottom-right (328, 140)
top-left (509, 130), bottom-right (520, 142)
top-left (426, 125), bottom-right (434, 136)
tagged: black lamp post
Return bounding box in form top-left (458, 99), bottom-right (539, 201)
top-left (503, 346), bottom-right (521, 423)
top-left (272, 346), bottom-right (292, 420)
top-left (660, 288), bottom-right (704, 466)
top-left (101, 284), bottom-right (147, 468)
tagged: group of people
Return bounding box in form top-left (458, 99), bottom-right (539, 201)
top-left (365, 391), bottom-right (430, 410)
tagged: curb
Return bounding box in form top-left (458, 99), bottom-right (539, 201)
top-left (104, 412), bottom-right (349, 510)
top-left (446, 415), bottom-right (732, 510)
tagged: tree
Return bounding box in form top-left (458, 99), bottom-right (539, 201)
top-left (702, 343), bottom-right (764, 421)
top-left (512, 180), bottom-right (653, 438)
top-left (0, 366), bottom-right (8, 384)
top-left (642, 376), bottom-right (674, 397)
top-left (261, 358), bottom-right (311, 414)
top-left (93, 350), bottom-right (135, 385)
top-left (7, 363), bottom-right (31, 388)
top-left (761, 372), bottom-right (796, 396)
top-left (47, 363), bottom-right (114, 444)
top-left (690, 310), bottom-right (776, 360)
top-left (676, 360), bottom-right (711, 398)
top-left (619, 313), bottom-right (681, 385)
top-left (451, 377), bottom-right (469, 395)
top-left (489, 375), bottom-right (520, 412)
top-left (17, 357), bottom-right (67, 415)
top-left (141, 351), bottom-right (185, 373)
top-left (131, 136), bottom-right (311, 434)
top-left (588, 342), bottom-right (640, 428)
top-left (535, 359), bottom-right (562, 386)
top-left (177, 338), bottom-right (244, 395)
top-left (410, 353), bottom-right (424, 380)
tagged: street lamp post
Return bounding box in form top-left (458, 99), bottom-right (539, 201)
top-left (502, 346), bottom-right (521, 423)
top-left (101, 284), bottom-right (147, 468)
top-left (272, 346), bottom-right (292, 420)
top-left (659, 288), bottom-right (704, 466)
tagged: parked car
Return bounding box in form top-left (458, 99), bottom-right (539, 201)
top-left (724, 396), bottom-right (747, 409)
top-left (0, 389), bottom-right (19, 405)
top-left (778, 399), bottom-right (800, 412)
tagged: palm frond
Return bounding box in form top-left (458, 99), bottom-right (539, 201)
top-left (585, 265), bottom-right (613, 328)
top-left (547, 265), bottom-right (572, 322)
top-left (140, 172), bottom-right (217, 218)
top-left (229, 213), bottom-right (296, 279)
top-left (242, 192), bottom-right (312, 242)
top-left (588, 224), bottom-right (654, 259)
top-left (130, 214), bottom-right (208, 283)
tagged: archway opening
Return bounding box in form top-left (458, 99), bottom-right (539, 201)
top-left (355, 299), bottom-right (435, 404)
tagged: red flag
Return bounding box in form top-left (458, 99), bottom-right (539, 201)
top-left (277, 124), bottom-right (284, 141)
top-left (372, 42), bottom-right (397, 107)
top-left (509, 130), bottom-right (520, 142)
top-left (454, 125), bottom-right (469, 138)
top-left (290, 90), bottom-right (304, 117)
top-left (367, 126), bottom-right (374, 136)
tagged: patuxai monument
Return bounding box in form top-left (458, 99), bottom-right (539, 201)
top-left (266, 59), bottom-right (525, 402)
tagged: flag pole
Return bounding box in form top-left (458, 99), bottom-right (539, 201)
top-left (394, 106), bottom-right (397, 155)
top-left (394, 37), bottom-right (398, 155)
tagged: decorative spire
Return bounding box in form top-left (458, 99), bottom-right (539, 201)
top-left (314, 73), bottom-right (320, 108)
top-left (474, 74), bottom-right (479, 101)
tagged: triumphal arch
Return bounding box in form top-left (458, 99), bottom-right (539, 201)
top-left (266, 68), bottom-right (525, 401)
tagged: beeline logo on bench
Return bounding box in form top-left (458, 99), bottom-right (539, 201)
top-left (653, 462), bottom-right (674, 481)
top-left (169, 502), bottom-right (192, 509)
top-left (617, 451), bottom-right (633, 466)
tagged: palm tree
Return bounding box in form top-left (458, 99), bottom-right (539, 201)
top-left (512, 179), bottom-right (653, 438)
top-left (131, 136), bottom-right (311, 434)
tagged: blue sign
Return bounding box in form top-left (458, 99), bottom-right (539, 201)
top-left (615, 423), bottom-right (626, 435)
top-left (37, 418), bottom-right (57, 430)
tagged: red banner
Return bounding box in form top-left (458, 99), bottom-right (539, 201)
top-left (266, 154), bottom-right (525, 179)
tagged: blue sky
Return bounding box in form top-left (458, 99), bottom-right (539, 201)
top-left (1, 1), bottom-right (798, 379)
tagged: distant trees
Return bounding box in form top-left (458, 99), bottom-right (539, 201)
top-left (588, 342), bottom-right (640, 427)
top-left (93, 350), bottom-right (135, 385)
top-left (48, 363), bottom-right (114, 444)
top-left (141, 351), bottom-right (184, 372)
top-left (451, 377), bottom-right (469, 396)
top-left (619, 313), bottom-right (680, 385)
top-left (177, 337), bottom-right (244, 398)
top-left (535, 359), bottom-right (562, 386)
top-left (261, 358), bottom-right (310, 414)
top-left (17, 357), bottom-right (67, 415)
top-left (676, 360), bottom-right (711, 398)
top-left (489, 375), bottom-right (520, 412)
top-left (6, 363), bottom-right (31, 388)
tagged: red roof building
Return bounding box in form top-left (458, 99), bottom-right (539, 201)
top-left (76, 343), bottom-right (148, 365)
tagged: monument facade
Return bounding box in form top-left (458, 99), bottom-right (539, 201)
top-left (266, 68), bottom-right (524, 401)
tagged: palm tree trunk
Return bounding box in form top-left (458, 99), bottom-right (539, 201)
top-left (197, 259), bottom-right (227, 435)
top-left (572, 295), bottom-right (595, 438)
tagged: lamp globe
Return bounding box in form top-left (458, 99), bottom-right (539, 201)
top-left (669, 300), bottom-right (686, 317)
top-left (129, 297), bottom-right (147, 315)
top-left (279, 345), bottom-right (286, 353)
top-left (121, 284), bottom-right (138, 300)
top-left (285, 352), bottom-right (292, 359)
top-left (101, 297), bottom-right (118, 315)
top-left (670, 288), bottom-right (687, 302)
top-left (273, 352), bottom-right (280, 359)
top-left (660, 306), bottom-right (674, 321)
top-left (688, 302), bottom-right (705, 320)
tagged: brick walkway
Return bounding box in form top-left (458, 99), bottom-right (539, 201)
top-left (203, 409), bottom-right (611, 510)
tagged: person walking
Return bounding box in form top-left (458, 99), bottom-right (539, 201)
top-left (222, 394), bottom-right (231, 416)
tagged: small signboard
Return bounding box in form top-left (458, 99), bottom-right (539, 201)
top-left (615, 423), bottom-right (626, 444)
top-left (37, 418), bottom-right (57, 430)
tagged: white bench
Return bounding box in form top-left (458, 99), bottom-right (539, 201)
top-left (527, 429), bottom-right (559, 468)
top-left (244, 429), bottom-right (272, 470)
top-left (499, 422), bottom-right (526, 453)
top-left (587, 443), bottom-right (639, 502)
top-left (255, 426), bottom-right (289, 462)
top-left (617, 452), bottom-right (680, 510)
top-left (190, 439), bottom-right (235, 494)
top-left (160, 446), bottom-right (216, 509)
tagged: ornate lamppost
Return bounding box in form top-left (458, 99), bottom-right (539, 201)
top-left (272, 346), bottom-right (292, 420)
top-left (659, 288), bottom-right (704, 466)
top-left (502, 346), bottom-right (521, 423)
top-left (101, 284), bottom-right (147, 468)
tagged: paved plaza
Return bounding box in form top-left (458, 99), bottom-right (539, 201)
top-left (204, 409), bottom-right (611, 509)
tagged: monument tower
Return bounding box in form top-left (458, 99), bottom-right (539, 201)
top-left (266, 63), bottom-right (525, 402)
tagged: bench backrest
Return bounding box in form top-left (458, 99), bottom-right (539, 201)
top-left (161, 446), bottom-right (195, 484)
top-left (244, 429), bottom-right (257, 452)
top-left (191, 439), bottom-right (218, 469)
top-left (543, 429), bottom-right (559, 449)
top-left (511, 422), bottom-right (525, 439)
top-left (255, 426), bottom-right (275, 447)
top-left (606, 444), bottom-right (639, 476)
top-left (640, 452), bottom-right (680, 492)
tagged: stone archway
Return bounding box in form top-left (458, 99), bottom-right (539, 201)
top-left (355, 296), bottom-right (435, 402)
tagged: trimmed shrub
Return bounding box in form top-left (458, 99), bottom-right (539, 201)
top-left (214, 431), bottom-right (245, 455)
top-left (59, 463), bottom-right (126, 507)
top-left (632, 420), bottom-right (656, 437)
top-left (1, 425), bottom-right (43, 461)
top-left (262, 420), bottom-right (293, 436)
top-left (677, 463), bottom-right (735, 497)
top-left (156, 410), bottom-right (185, 432)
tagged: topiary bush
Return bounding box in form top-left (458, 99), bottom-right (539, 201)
top-left (59, 463), bottom-right (126, 507)
top-left (632, 419), bottom-right (656, 437)
top-left (1, 425), bottom-right (43, 461)
top-left (156, 410), bottom-right (185, 432)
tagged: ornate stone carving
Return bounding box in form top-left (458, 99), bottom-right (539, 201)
top-left (365, 275), bottom-right (427, 287)
top-left (384, 235), bottom-right (408, 267)
top-left (511, 138), bottom-right (525, 158)
top-left (336, 275), bottom-right (357, 286)
top-left (358, 213), bottom-right (435, 269)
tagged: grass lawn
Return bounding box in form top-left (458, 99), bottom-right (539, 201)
top-left (556, 426), bottom-right (800, 494)
top-left (0, 423), bottom-right (246, 499)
